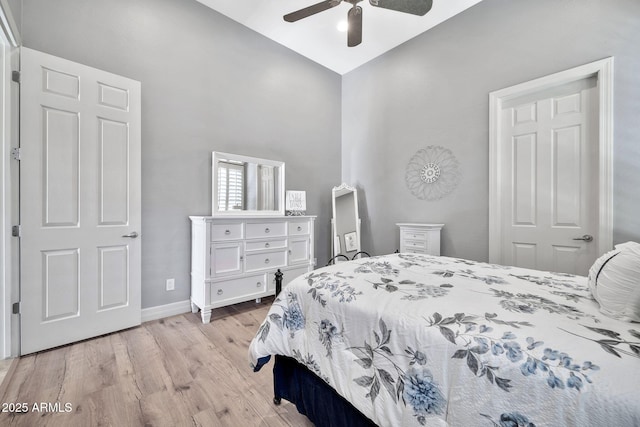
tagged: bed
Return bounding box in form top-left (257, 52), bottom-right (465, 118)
top-left (249, 253), bottom-right (640, 426)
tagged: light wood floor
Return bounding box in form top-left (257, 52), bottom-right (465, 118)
top-left (0, 298), bottom-right (315, 427)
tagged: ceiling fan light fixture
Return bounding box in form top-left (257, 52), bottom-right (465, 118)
top-left (283, 0), bottom-right (433, 47)
top-left (337, 20), bottom-right (349, 32)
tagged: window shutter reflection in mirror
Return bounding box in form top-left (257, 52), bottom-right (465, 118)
top-left (211, 152), bottom-right (285, 217)
top-left (218, 161), bottom-right (244, 211)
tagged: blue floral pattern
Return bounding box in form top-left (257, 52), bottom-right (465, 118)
top-left (249, 253), bottom-right (640, 427)
top-left (348, 319), bottom-right (446, 425)
top-left (480, 411), bottom-right (536, 427)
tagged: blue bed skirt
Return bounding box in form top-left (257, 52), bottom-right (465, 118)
top-left (273, 355), bottom-right (378, 427)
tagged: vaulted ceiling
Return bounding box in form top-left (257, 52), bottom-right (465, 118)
top-left (196, 0), bottom-right (484, 74)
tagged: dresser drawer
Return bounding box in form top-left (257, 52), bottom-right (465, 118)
top-left (211, 223), bottom-right (243, 241)
top-left (245, 250), bottom-right (287, 272)
top-left (209, 274), bottom-right (267, 305)
top-left (288, 221), bottom-right (310, 236)
top-left (245, 239), bottom-right (287, 252)
top-left (246, 222), bottom-right (287, 239)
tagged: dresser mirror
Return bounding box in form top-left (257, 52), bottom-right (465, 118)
top-left (331, 183), bottom-right (361, 260)
top-left (212, 152), bottom-right (285, 217)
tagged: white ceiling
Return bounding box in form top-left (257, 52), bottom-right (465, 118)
top-left (196, 0), bottom-right (484, 74)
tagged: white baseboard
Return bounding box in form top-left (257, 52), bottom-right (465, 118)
top-left (141, 299), bottom-right (192, 323)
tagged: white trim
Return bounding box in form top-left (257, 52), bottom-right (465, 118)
top-left (0, 0), bottom-right (20, 47)
top-left (489, 58), bottom-right (614, 265)
top-left (0, 25), bottom-right (17, 360)
top-left (141, 300), bottom-right (192, 323)
top-left (0, 26), bottom-right (7, 359)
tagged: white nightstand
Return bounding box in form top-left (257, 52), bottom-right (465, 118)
top-left (396, 223), bottom-right (444, 256)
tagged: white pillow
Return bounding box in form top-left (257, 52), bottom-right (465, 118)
top-left (587, 241), bottom-right (640, 322)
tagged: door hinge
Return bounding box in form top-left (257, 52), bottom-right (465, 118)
top-left (12, 302), bottom-right (20, 315)
top-left (11, 225), bottom-right (21, 237)
top-left (11, 147), bottom-right (21, 161)
top-left (11, 71), bottom-right (20, 84)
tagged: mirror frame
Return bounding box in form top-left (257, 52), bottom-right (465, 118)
top-left (212, 151), bottom-right (285, 217)
top-left (331, 183), bottom-right (361, 258)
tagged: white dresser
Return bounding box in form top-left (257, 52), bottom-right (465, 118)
top-left (190, 215), bottom-right (316, 323)
top-left (397, 223), bottom-right (444, 256)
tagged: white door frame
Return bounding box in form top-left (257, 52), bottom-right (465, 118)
top-left (0, 1), bottom-right (19, 359)
top-left (489, 58), bottom-right (614, 266)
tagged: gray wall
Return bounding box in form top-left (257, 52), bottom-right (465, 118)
top-left (21, 0), bottom-right (342, 309)
top-left (16, 0), bottom-right (640, 311)
top-left (342, 0), bottom-right (640, 261)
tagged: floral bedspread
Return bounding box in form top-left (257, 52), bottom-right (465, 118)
top-left (248, 254), bottom-right (640, 427)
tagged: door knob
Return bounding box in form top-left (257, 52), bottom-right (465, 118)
top-left (572, 234), bottom-right (593, 242)
top-left (122, 232), bottom-right (139, 238)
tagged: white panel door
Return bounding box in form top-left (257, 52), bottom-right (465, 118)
top-left (500, 78), bottom-right (598, 275)
top-left (20, 47), bottom-right (141, 354)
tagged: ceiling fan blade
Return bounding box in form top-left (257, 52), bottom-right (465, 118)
top-left (284, 0), bottom-right (342, 22)
top-left (347, 6), bottom-right (363, 47)
top-left (368, 0), bottom-right (433, 16)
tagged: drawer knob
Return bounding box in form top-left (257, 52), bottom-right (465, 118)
top-left (265, 227), bottom-right (270, 233)
top-left (288, 249), bottom-right (292, 254)
top-left (256, 282), bottom-right (262, 288)
top-left (225, 229), bottom-right (231, 235)
top-left (265, 258), bottom-right (270, 264)
top-left (240, 256), bottom-right (244, 261)
top-left (217, 289), bottom-right (223, 295)
top-left (297, 226), bottom-right (302, 231)
top-left (265, 242), bottom-right (270, 248)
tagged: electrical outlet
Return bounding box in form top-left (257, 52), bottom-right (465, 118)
top-left (166, 278), bottom-right (175, 291)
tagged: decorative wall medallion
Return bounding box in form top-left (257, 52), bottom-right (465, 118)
top-left (420, 162), bottom-right (441, 183)
top-left (405, 146), bottom-right (461, 200)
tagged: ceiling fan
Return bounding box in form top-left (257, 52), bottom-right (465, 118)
top-left (284, 0), bottom-right (434, 47)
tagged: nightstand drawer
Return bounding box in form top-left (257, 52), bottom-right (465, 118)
top-left (404, 239), bottom-right (426, 250)
top-left (246, 222), bottom-right (287, 239)
top-left (245, 250), bottom-right (287, 272)
top-left (211, 223), bottom-right (243, 241)
top-left (406, 249), bottom-right (426, 254)
top-left (209, 274), bottom-right (267, 305)
top-left (402, 231), bottom-right (427, 241)
top-left (245, 239), bottom-right (287, 252)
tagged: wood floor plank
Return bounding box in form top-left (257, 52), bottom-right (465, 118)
top-left (119, 324), bottom-right (174, 396)
top-left (0, 302), bottom-right (315, 427)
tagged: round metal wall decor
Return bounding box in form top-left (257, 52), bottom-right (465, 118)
top-left (405, 146), bottom-right (461, 200)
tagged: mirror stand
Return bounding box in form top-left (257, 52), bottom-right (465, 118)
top-left (330, 183), bottom-right (366, 263)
